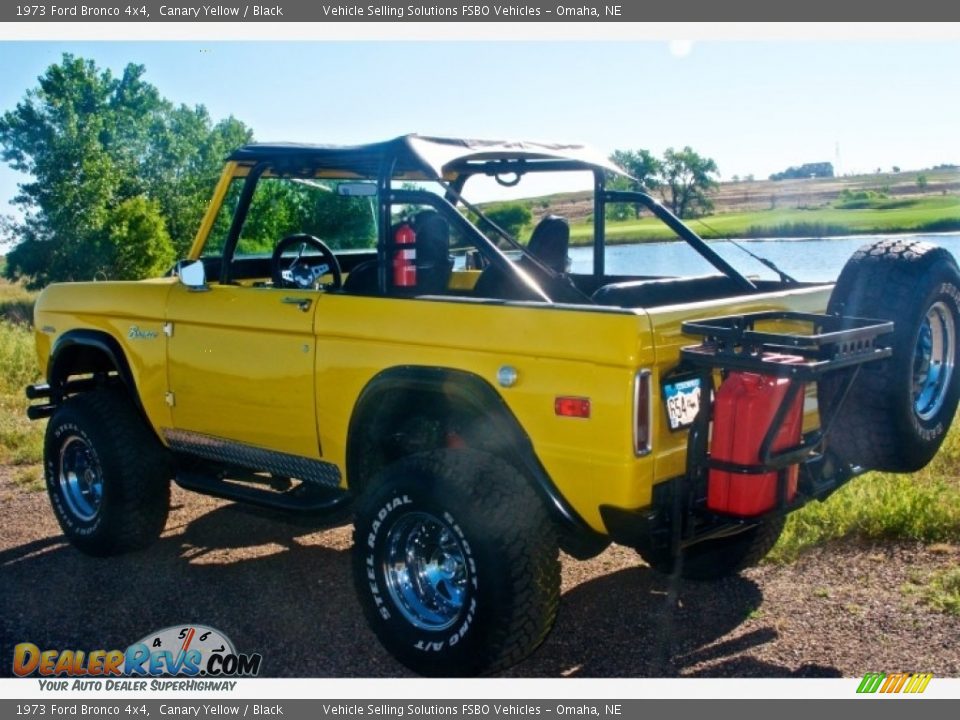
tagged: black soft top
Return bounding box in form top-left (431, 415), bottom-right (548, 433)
top-left (228, 134), bottom-right (626, 181)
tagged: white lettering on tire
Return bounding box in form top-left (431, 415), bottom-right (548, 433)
top-left (364, 494), bottom-right (414, 621)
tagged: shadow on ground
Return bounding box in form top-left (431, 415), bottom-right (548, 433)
top-left (1, 501), bottom-right (839, 678)
top-left (507, 567), bottom-right (837, 678)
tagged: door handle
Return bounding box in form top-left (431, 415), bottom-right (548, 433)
top-left (281, 297), bottom-right (312, 312)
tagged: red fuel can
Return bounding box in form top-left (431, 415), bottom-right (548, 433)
top-left (707, 355), bottom-right (805, 516)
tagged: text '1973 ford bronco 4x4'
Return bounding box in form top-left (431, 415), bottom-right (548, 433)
top-left (25, 136), bottom-right (960, 676)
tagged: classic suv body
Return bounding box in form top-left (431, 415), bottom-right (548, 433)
top-left (30, 136), bottom-right (960, 676)
top-left (34, 275), bottom-right (833, 533)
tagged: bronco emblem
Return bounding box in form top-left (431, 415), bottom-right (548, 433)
top-left (128, 325), bottom-right (158, 340)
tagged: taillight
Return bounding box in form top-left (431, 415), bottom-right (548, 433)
top-left (634, 370), bottom-right (652, 456)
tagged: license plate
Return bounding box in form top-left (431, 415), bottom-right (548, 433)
top-left (663, 376), bottom-right (703, 431)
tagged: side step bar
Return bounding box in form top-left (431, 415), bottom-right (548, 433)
top-left (175, 470), bottom-right (352, 514)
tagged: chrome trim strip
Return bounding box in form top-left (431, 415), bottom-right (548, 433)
top-left (633, 369), bottom-right (653, 457)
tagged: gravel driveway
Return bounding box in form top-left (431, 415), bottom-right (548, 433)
top-left (2, 468), bottom-right (957, 678)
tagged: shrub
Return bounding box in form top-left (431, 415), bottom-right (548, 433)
top-left (478, 203), bottom-right (532, 239)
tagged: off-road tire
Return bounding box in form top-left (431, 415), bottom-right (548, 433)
top-left (44, 388), bottom-right (172, 556)
top-left (639, 516), bottom-right (786, 581)
top-left (819, 239), bottom-right (960, 472)
top-left (352, 449), bottom-right (560, 676)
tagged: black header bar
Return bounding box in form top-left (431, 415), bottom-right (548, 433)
top-left (1, 700), bottom-right (960, 719)
top-left (3, 0), bottom-right (960, 22)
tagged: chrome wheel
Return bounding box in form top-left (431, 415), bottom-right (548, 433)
top-left (913, 301), bottom-right (956, 421)
top-left (58, 434), bottom-right (103, 522)
top-left (382, 511), bottom-right (469, 631)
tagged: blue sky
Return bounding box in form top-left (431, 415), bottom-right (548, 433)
top-left (1, 40), bottom-right (958, 220)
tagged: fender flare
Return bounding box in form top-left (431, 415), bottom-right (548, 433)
top-left (346, 365), bottom-right (606, 553)
top-left (47, 329), bottom-right (140, 409)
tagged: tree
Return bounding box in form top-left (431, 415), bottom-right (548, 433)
top-left (238, 178), bottom-right (377, 253)
top-left (0, 54), bottom-right (252, 287)
top-left (769, 162), bottom-right (834, 181)
top-left (99, 196), bottom-right (175, 280)
top-left (478, 203), bottom-right (532, 239)
top-left (917, 174), bottom-right (929, 191)
top-left (608, 149), bottom-right (662, 220)
top-left (660, 146), bottom-right (719, 218)
top-left (144, 107), bottom-right (253, 256)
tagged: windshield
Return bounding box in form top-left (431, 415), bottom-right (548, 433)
top-left (203, 176), bottom-right (378, 259)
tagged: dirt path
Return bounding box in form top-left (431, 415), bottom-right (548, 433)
top-left (1, 470), bottom-right (957, 678)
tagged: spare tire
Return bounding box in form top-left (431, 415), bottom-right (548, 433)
top-left (819, 238), bottom-right (960, 472)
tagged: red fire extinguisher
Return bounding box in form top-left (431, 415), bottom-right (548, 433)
top-left (393, 223), bottom-right (416, 288)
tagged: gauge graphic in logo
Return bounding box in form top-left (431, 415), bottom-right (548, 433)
top-left (127, 624), bottom-right (244, 676)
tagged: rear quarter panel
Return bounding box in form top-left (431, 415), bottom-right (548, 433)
top-left (312, 295), bottom-right (655, 530)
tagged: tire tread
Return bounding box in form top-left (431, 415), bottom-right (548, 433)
top-left (45, 387), bottom-right (171, 556)
top-left (352, 449), bottom-right (560, 676)
top-left (820, 238), bottom-right (960, 471)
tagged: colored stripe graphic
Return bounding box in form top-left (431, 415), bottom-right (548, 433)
top-left (857, 673), bottom-right (885, 693)
top-left (880, 673), bottom-right (907, 693)
top-left (857, 672), bottom-right (932, 694)
top-left (907, 674), bottom-right (933, 693)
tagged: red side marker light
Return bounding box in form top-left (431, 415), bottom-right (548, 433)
top-left (555, 396), bottom-right (591, 418)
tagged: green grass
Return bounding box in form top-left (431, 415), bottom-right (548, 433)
top-left (924, 568), bottom-right (960, 615)
top-left (0, 280), bottom-right (43, 473)
top-left (11, 465), bottom-right (43, 492)
top-left (568, 195), bottom-right (960, 244)
top-left (0, 278), bottom-right (35, 325)
top-left (0, 320), bottom-right (44, 468)
top-left (0, 318), bottom-right (39, 393)
top-left (902, 567), bottom-right (960, 615)
top-left (768, 424), bottom-right (960, 563)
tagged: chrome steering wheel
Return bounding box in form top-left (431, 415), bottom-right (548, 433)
top-left (271, 234), bottom-right (342, 291)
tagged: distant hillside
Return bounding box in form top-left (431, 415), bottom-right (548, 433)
top-left (486, 168), bottom-right (960, 227)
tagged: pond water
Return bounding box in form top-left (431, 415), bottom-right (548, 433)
top-left (568, 232), bottom-right (960, 282)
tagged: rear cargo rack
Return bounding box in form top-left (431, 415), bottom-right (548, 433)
top-left (662, 310), bottom-right (893, 553)
top-left (680, 310), bottom-right (893, 380)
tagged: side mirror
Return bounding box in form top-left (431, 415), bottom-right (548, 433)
top-left (177, 260), bottom-right (208, 290)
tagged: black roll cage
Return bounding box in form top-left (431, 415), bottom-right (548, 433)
top-left (387, 188), bottom-right (552, 302)
top-left (216, 153), bottom-right (757, 300)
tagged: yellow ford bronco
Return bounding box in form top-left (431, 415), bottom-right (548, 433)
top-left (26, 136), bottom-right (960, 675)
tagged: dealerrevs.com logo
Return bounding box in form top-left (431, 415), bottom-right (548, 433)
top-left (13, 625), bottom-right (262, 690)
